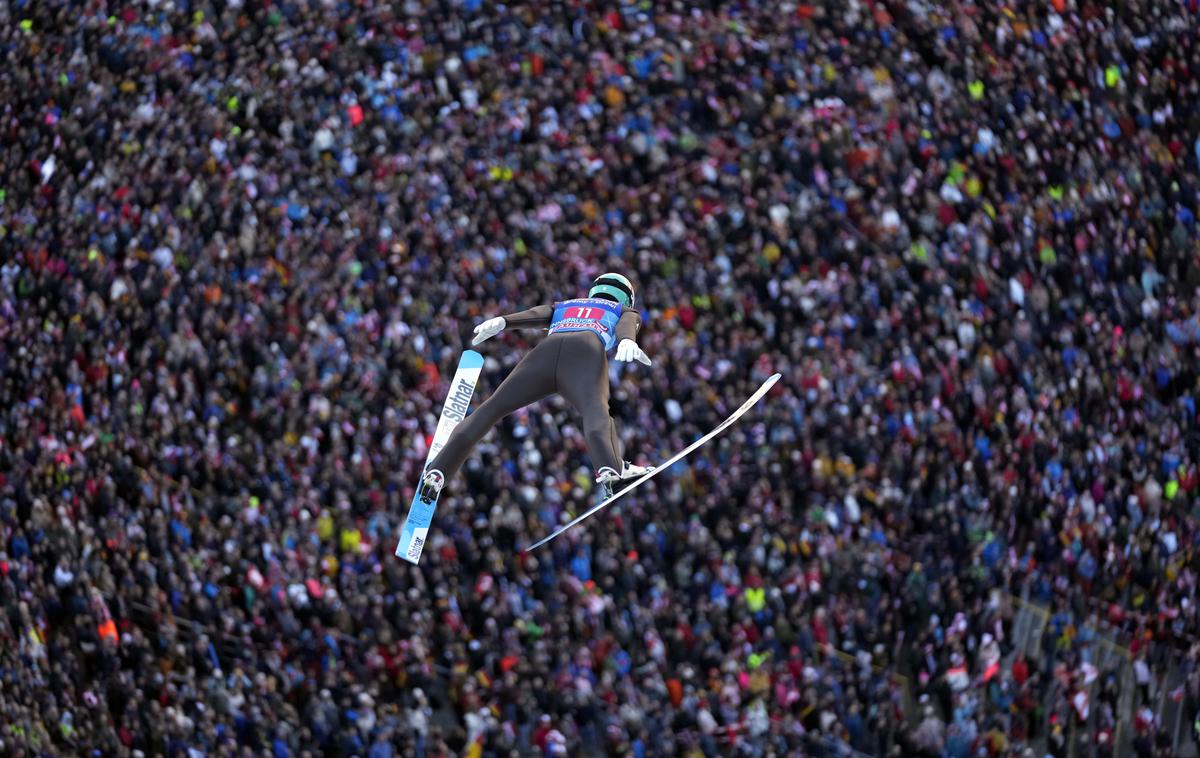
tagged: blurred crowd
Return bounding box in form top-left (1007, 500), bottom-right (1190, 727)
top-left (3, 0), bottom-right (1200, 756)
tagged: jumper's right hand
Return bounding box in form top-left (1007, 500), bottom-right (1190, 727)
top-left (472, 316), bottom-right (506, 345)
top-left (615, 339), bottom-right (652, 366)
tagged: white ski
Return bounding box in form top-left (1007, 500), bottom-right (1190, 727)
top-left (396, 350), bottom-right (485, 564)
top-left (524, 372), bottom-right (781, 551)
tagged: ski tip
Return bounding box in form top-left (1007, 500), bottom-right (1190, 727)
top-left (461, 350), bottom-right (484, 369)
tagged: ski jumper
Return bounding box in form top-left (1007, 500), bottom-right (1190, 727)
top-left (426, 299), bottom-right (641, 483)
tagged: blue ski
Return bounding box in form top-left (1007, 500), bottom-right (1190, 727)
top-left (396, 350), bottom-right (485, 563)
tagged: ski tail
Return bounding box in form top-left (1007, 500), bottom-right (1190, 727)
top-left (396, 350), bottom-right (485, 563)
top-left (523, 372), bottom-right (781, 552)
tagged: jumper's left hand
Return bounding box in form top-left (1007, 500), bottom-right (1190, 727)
top-left (472, 316), bottom-right (506, 346)
top-left (615, 339), bottom-right (651, 366)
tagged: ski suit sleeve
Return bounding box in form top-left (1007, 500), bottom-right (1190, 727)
top-left (502, 304), bottom-right (554, 328)
top-left (616, 307), bottom-right (641, 342)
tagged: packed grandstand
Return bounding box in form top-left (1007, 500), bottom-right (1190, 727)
top-left (1, 0), bottom-right (1200, 756)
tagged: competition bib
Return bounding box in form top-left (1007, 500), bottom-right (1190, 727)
top-left (548, 298), bottom-right (623, 351)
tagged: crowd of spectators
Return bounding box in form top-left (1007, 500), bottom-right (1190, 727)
top-left (2, 0), bottom-right (1200, 756)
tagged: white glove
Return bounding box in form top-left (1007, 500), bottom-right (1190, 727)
top-left (472, 316), bottom-right (506, 345)
top-left (615, 339), bottom-right (651, 366)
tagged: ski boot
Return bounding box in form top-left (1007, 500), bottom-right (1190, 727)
top-left (419, 469), bottom-right (445, 504)
top-left (594, 461), bottom-right (655, 500)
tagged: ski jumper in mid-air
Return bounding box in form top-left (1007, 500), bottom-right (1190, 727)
top-left (420, 273), bottom-right (654, 503)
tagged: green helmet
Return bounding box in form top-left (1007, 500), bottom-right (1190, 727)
top-left (589, 272), bottom-right (635, 308)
